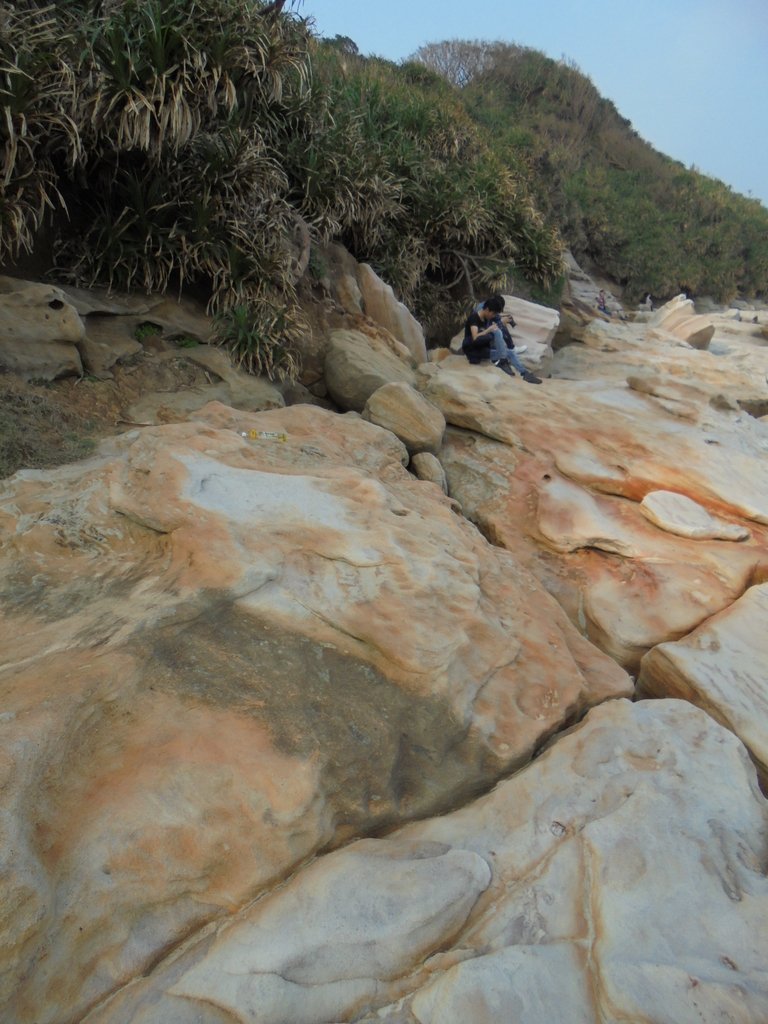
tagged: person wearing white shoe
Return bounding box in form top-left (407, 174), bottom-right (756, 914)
top-left (462, 295), bottom-right (541, 383)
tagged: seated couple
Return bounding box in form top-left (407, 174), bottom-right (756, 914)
top-left (462, 295), bottom-right (542, 384)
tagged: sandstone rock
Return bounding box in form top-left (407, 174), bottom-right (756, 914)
top-left (324, 328), bottom-right (417, 411)
top-left (83, 700), bottom-right (768, 1024)
top-left (638, 583), bottom-right (768, 789)
top-left (424, 363), bottom-right (768, 524)
top-left (415, 358), bottom-right (526, 447)
top-left (77, 314), bottom-right (144, 377)
top-left (502, 294), bottom-right (559, 373)
top-left (553, 326), bottom-right (768, 431)
top-left (0, 276), bottom-right (85, 379)
top-left (131, 295), bottom-right (214, 344)
top-left (123, 345), bottom-right (285, 424)
top-left (410, 451), bottom-right (448, 492)
top-left (423, 365), bottom-right (768, 669)
top-left (357, 263), bottom-right (427, 363)
top-left (640, 489), bottom-right (750, 541)
top-left (56, 284), bottom-right (160, 317)
top-left (0, 402), bottom-right (629, 1023)
top-left (362, 381), bottom-right (445, 454)
top-left (648, 294), bottom-right (715, 349)
top-left (321, 241), bottom-right (364, 312)
top-left (171, 844), bottom-right (490, 1023)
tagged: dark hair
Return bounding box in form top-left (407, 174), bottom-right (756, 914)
top-left (484, 294), bottom-right (505, 314)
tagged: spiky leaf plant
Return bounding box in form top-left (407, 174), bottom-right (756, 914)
top-left (212, 302), bottom-right (303, 381)
top-left (293, 48), bottom-right (563, 332)
top-left (0, 2), bottom-right (81, 263)
top-left (47, 0), bottom-right (316, 369)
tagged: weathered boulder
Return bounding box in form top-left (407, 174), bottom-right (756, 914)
top-left (357, 264), bottom-right (427, 364)
top-left (125, 346), bottom-right (285, 423)
top-left (503, 294), bottom-right (560, 373)
top-left (321, 241), bottom-right (364, 312)
top-left (648, 293), bottom-right (715, 349)
top-left (565, 316), bottom-right (645, 351)
top-left (362, 381), bottom-right (445, 453)
top-left (410, 451), bottom-right (448, 492)
top-left (553, 318), bottom-right (768, 416)
top-left (0, 276), bottom-right (84, 379)
top-left (324, 328), bottom-right (417, 411)
top-left (70, 288), bottom-right (216, 377)
top-left (83, 699), bottom-right (768, 1024)
top-left (76, 314), bottom-right (144, 377)
top-left (0, 402), bottom-right (629, 1024)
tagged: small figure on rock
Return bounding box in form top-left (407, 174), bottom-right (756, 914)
top-left (597, 290), bottom-right (611, 316)
top-left (462, 295), bottom-right (542, 384)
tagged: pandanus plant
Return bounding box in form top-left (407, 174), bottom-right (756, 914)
top-left (0, 2), bottom-right (82, 264)
top-left (53, 0), bottom-right (313, 378)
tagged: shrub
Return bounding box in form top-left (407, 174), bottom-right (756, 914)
top-left (212, 302), bottom-right (303, 381)
top-left (0, 2), bottom-right (81, 264)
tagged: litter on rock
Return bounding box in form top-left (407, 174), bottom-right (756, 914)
top-left (239, 430), bottom-right (288, 441)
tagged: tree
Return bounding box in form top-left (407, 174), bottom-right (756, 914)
top-left (409, 39), bottom-right (518, 88)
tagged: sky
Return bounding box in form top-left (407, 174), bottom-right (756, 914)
top-left (298, 0), bottom-right (768, 208)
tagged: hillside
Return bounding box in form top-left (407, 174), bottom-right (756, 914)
top-left (5, 1), bottom-right (767, 373)
top-left (414, 40), bottom-right (768, 303)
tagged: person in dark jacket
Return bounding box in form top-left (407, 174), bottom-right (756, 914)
top-left (462, 295), bottom-right (542, 383)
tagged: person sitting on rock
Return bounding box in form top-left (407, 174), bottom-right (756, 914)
top-left (462, 295), bottom-right (542, 384)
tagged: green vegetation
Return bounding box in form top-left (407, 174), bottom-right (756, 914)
top-left (0, 1), bottom-right (563, 352)
top-left (433, 41), bottom-right (768, 302)
top-left (2, 8), bottom-right (766, 372)
top-left (134, 322), bottom-right (163, 342)
top-left (212, 303), bottom-right (302, 381)
top-left (288, 47), bottom-right (563, 332)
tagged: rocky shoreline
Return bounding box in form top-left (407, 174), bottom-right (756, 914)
top-left (1, 253), bottom-right (767, 1023)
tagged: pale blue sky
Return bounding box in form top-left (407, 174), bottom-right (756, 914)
top-left (298, 0), bottom-right (768, 207)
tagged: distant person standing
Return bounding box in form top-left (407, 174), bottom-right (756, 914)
top-left (597, 290), bottom-right (610, 316)
top-left (643, 293), bottom-right (653, 311)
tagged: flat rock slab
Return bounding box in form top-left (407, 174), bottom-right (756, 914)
top-left (640, 489), bottom-right (750, 540)
top-left (84, 700), bottom-right (768, 1024)
top-left (0, 402), bottom-right (628, 1024)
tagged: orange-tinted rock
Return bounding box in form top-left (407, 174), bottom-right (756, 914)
top-left (0, 402), bottom-right (628, 1023)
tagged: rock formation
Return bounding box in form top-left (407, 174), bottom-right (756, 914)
top-left (1, 256), bottom-right (767, 1024)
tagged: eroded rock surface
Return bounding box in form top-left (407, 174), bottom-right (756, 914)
top-left (640, 489), bottom-right (750, 540)
top-left (84, 700), bottom-right (768, 1024)
top-left (324, 328), bottom-right (417, 411)
top-left (419, 359), bottom-right (768, 669)
top-left (4, 275), bottom-right (768, 1024)
top-left (0, 402), bottom-right (628, 1024)
top-left (362, 381), bottom-right (445, 453)
top-left (0, 276), bottom-right (85, 379)
top-left (357, 263), bottom-right (427, 364)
